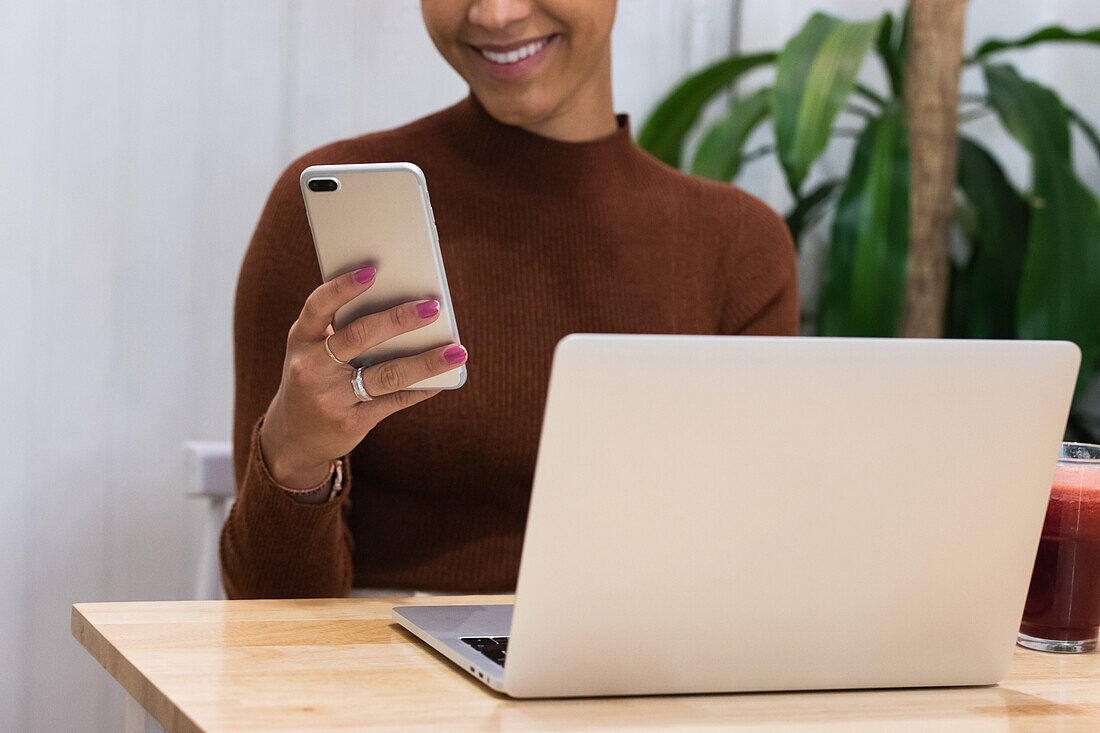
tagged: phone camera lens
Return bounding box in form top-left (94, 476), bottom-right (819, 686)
top-left (308, 178), bottom-right (339, 192)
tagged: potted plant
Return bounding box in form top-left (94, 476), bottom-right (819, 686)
top-left (638, 6), bottom-right (1100, 438)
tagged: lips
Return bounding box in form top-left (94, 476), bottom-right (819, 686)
top-left (468, 34), bottom-right (558, 80)
top-left (476, 35), bottom-right (554, 65)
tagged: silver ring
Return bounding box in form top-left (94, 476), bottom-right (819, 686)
top-left (352, 366), bottom-right (374, 402)
top-left (324, 334), bottom-right (348, 365)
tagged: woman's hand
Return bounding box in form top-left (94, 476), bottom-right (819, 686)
top-left (259, 266), bottom-right (468, 488)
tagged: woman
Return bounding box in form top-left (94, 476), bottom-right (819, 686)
top-left (221, 0), bottom-right (797, 599)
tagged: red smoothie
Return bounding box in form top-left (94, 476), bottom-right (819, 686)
top-left (1020, 462), bottom-right (1100, 642)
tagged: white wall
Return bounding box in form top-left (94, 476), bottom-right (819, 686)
top-left (0, 1), bottom-right (736, 731)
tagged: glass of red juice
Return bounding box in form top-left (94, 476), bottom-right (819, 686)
top-left (1019, 442), bottom-right (1100, 653)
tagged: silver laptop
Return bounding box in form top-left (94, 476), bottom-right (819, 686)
top-left (393, 334), bottom-right (1080, 697)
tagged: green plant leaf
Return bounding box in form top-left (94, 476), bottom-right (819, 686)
top-left (983, 65), bottom-right (1100, 400)
top-left (897, 4), bottom-right (913, 61)
top-left (970, 25), bottom-right (1100, 63)
top-left (1018, 162), bottom-right (1100, 401)
top-left (875, 11), bottom-right (904, 99)
top-left (817, 111), bottom-right (909, 336)
top-left (690, 87), bottom-right (772, 181)
top-left (1066, 104), bottom-right (1100, 173)
top-left (773, 13), bottom-right (882, 195)
top-left (637, 52), bottom-right (777, 168)
top-left (853, 83), bottom-right (889, 110)
top-left (785, 179), bottom-right (842, 247)
top-left (947, 138), bottom-right (1030, 339)
top-left (984, 64), bottom-right (1071, 164)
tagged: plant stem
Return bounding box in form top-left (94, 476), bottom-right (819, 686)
top-left (902, 0), bottom-right (968, 338)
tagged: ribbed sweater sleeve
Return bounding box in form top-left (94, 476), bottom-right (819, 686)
top-left (219, 157), bottom-right (355, 599)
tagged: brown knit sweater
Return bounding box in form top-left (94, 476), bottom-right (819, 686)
top-left (220, 94), bottom-right (798, 599)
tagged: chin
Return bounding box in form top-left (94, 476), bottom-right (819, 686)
top-left (473, 84), bottom-right (561, 128)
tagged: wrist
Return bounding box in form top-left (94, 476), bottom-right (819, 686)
top-left (284, 459), bottom-right (343, 505)
top-left (259, 417), bottom-right (333, 489)
top-left (270, 457), bottom-right (334, 490)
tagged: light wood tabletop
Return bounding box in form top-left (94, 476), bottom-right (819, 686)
top-left (72, 595), bottom-right (1100, 732)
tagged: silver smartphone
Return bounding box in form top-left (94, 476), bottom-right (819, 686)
top-left (300, 162), bottom-right (466, 390)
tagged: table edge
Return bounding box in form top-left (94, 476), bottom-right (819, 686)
top-left (71, 604), bottom-right (203, 733)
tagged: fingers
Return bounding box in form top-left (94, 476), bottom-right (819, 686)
top-left (357, 387), bottom-right (442, 422)
top-left (326, 298), bottom-right (442, 365)
top-left (361, 343), bottom-right (468, 398)
top-left (291, 266), bottom-right (377, 340)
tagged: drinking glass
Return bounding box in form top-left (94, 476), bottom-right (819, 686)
top-left (1018, 442), bottom-right (1100, 653)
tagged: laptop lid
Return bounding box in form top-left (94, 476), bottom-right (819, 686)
top-left (503, 335), bottom-right (1080, 697)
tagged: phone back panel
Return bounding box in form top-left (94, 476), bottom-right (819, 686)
top-left (300, 163), bottom-right (465, 389)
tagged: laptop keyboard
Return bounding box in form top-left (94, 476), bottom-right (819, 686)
top-left (460, 636), bottom-right (509, 666)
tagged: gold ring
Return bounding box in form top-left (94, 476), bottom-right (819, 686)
top-left (324, 334), bottom-right (348, 365)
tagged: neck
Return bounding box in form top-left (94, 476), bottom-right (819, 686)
top-left (518, 56), bottom-right (617, 142)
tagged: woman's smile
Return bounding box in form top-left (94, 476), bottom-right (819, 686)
top-left (468, 33), bottom-right (559, 81)
top-left (422, 0), bottom-right (617, 138)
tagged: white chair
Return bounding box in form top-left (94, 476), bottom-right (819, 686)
top-left (183, 441), bottom-right (235, 600)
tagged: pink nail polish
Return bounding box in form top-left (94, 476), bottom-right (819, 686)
top-left (354, 266), bottom-right (376, 284)
top-left (417, 300), bottom-right (439, 319)
top-left (444, 345), bottom-right (467, 364)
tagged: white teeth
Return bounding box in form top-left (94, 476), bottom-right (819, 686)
top-left (480, 38), bottom-right (548, 65)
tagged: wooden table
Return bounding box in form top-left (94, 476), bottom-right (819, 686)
top-left (72, 595), bottom-right (1100, 732)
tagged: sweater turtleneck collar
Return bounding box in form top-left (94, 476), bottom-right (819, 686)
top-left (440, 92), bottom-right (636, 187)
